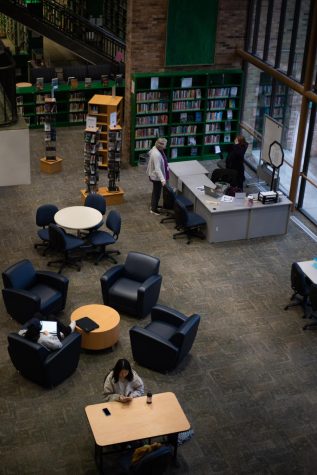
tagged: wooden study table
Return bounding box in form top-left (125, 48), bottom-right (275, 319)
top-left (54, 206), bottom-right (102, 232)
top-left (85, 392), bottom-right (190, 470)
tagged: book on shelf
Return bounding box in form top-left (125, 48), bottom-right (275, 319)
top-left (86, 115), bottom-right (97, 129)
top-left (227, 110), bottom-right (233, 120)
top-left (224, 134), bottom-right (231, 143)
top-left (190, 147), bottom-right (198, 156)
top-left (181, 77), bottom-right (192, 88)
top-left (51, 77), bottom-right (58, 89)
top-left (195, 111), bottom-right (202, 122)
top-left (230, 86), bottom-right (238, 97)
top-left (101, 74), bottom-right (109, 86)
top-left (188, 136), bottom-right (196, 146)
top-left (225, 121), bottom-right (232, 131)
top-left (150, 77), bottom-right (159, 90)
top-left (180, 112), bottom-right (187, 123)
top-left (171, 148), bottom-right (178, 159)
top-left (85, 77), bottom-right (92, 88)
top-left (68, 77), bottom-right (78, 89)
top-left (36, 77), bottom-right (44, 91)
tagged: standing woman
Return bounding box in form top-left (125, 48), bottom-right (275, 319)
top-left (225, 135), bottom-right (248, 189)
top-left (146, 137), bottom-right (169, 215)
top-left (103, 358), bottom-right (144, 403)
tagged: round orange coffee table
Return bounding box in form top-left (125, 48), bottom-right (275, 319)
top-left (71, 304), bottom-right (120, 350)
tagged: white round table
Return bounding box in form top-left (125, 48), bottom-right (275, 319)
top-left (54, 206), bottom-right (103, 231)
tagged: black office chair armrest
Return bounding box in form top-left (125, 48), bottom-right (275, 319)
top-left (151, 304), bottom-right (187, 327)
top-left (137, 275), bottom-right (162, 318)
top-left (130, 326), bottom-right (179, 371)
top-left (36, 271), bottom-right (69, 292)
top-left (2, 289), bottom-right (41, 323)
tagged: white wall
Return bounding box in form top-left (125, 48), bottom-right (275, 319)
top-left (0, 122), bottom-right (30, 186)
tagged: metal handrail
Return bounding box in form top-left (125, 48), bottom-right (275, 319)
top-left (1, 0), bottom-right (126, 64)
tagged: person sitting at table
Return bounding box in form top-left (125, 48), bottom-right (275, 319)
top-left (103, 358), bottom-right (144, 403)
top-left (225, 134), bottom-right (248, 189)
top-left (18, 317), bottom-right (76, 351)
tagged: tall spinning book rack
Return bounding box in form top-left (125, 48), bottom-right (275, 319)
top-left (40, 97), bottom-right (63, 173)
top-left (84, 126), bottom-right (100, 193)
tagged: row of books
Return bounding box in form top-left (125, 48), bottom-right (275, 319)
top-left (135, 127), bottom-right (165, 138)
top-left (207, 87), bottom-right (238, 97)
top-left (69, 92), bottom-right (86, 102)
top-left (204, 134), bottom-right (231, 144)
top-left (136, 91), bottom-right (169, 102)
top-left (171, 125), bottom-right (197, 135)
top-left (69, 102), bottom-right (85, 112)
top-left (84, 130), bottom-right (99, 144)
top-left (136, 103), bottom-right (169, 113)
top-left (172, 100), bottom-right (201, 111)
top-left (136, 115), bottom-right (168, 126)
top-left (206, 110), bottom-right (233, 121)
top-left (69, 113), bottom-right (85, 123)
top-left (135, 139), bottom-right (153, 150)
top-left (171, 136), bottom-right (197, 146)
top-left (171, 147), bottom-right (198, 159)
top-left (205, 121), bottom-right (232, 133)
top-left (172, 89), bottom-right (201, 99)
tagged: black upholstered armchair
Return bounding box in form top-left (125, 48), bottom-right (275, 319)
top-left (100, 252), bottom-right (162, 318)
top-left (7, 332), bottom-right (81, 388)
top-left (2, 259), bottom-right (69, 323)
top-left (129, 304), bottom-right (201, 372)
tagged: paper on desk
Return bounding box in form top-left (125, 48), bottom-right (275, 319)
top-left (196, 186), bottom-right (205, 192)
top-left (221, 195), bottom-right (234, 202)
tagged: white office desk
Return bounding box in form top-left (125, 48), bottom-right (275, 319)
top-left (298, 260), bottom-right (317, 284)
top-left (54, 206), bottom-right (102, 231)
top-left (168, 160), bottom-right (209, 188)
top-left (179, 175), bottom-right (292, 243)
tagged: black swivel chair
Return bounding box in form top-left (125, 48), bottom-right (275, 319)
top-left (160, 184), bottom-right (193, 224)
top-left (303, 284), bottom-right (317, 330)
top-left (284, 262), bottom-right (311, 318)
top-left (173, 198), bottom-right (206, 244)
top-left (2, 259), bottom-right (69, 324)
top-left (84, 193), bottom-right (106, 233)
top-left (100, 252), bottom-right (162, 318)
top-left (34, 204), bottom-right (59, 254)
top-left (47, 224), bottom-right (85, 273)
top-left (130, 304), bottom-right (201, 372)
top-left (89, 210), bottom-right (121, 265)
top-left (7, 331), bottom-right (81, 388)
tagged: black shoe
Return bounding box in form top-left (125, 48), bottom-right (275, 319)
top-left (150, 209), bottom-right (160, 215)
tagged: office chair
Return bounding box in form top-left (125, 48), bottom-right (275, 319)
top-left (47, 224), bottom-right (85, 273)
top-left (119, 444), bottom-right (173, 475)
top-left (84, 193), bottom-right (106, 232)
top-left (34, 204), bottom-right (59, 254)
top-left (100, 252), bottom-right (162, 318)
top-left (173, 198), bottom-right (206, 244)
top-left (160, 184), bottom-right (193, 224)
top-left (89, 210), bottom-right (121, 265)
top-left (130, 304), bottom-right (201, 372)
top-left (2, 259), bottom-right (69, 323)
top-left (284, 262), bottom-right (311, 318)
top-left (303, 284), bottom-right (317, 330)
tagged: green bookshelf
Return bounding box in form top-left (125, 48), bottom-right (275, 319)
top-left (130, 70), bottom-right (243, 165)
top-left (16, 80), bottom-right (125, 129)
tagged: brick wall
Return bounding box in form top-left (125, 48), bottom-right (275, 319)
top-left (122, 0), bottom-right (248, 165)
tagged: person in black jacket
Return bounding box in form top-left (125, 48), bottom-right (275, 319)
top-left (225, 135), bottom-right (248, 189)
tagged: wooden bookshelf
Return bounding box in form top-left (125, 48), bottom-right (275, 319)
top-left (130, 70), bottom-right (243, 165)
top-left (87, 94), bottom-right (123, 168)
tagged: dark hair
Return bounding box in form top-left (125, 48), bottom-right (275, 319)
top-left (235, 135), bottom-right (248, 146)
top-left (24, 323), bottom-right (41, 343)
top-left (112, 358), bottom-right (133, 383)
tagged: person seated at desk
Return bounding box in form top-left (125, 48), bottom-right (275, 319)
top-left (225, 135), bottom-right (248, 190)
top-left (103, 358), bottom-right (144, 403)
top-left (19, 317), bottom-right (76, 351)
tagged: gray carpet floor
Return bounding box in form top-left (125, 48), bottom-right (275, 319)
top-left (1, 126), bottom-right (317, 474)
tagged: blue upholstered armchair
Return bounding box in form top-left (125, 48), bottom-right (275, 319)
top-left (2, 259), bottom-right (69, 323)
top-left (7, 331), bottom-right (81, 387)
top-left (129, 304), bottom-right (200, 372)
top-left (100, 252), bottom-right (162, 318)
